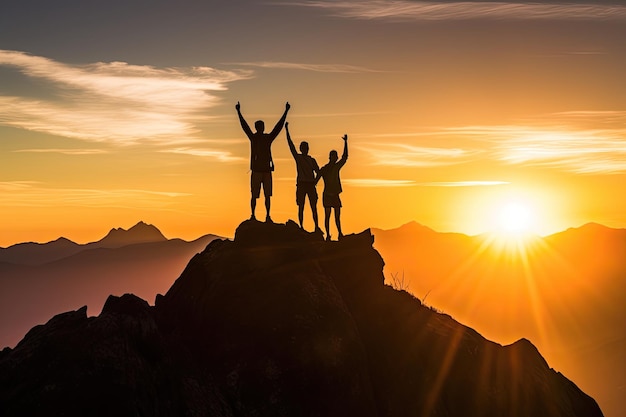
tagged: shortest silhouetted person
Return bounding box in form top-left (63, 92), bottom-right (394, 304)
top-left (236, 101), bottom-right (290, 222)
top-left (317, 134), bottom-right (348, 241)
top-left (286, 122), bottom-right (321, 232)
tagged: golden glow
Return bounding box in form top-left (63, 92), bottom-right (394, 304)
top-left (496, 201), bottom-right (534, 235)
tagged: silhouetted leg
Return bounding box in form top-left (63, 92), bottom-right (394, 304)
top-left (335, 207), bottom-right (343, 239)
top-left (265, 196), bottom-right (271, 222)
top-left (324, 207), bottom-right (331, 241)
top-left (310, 198), bottom-right (320, 231)
top-left (250, 197), bottom-right (256, 220)
top-left (298, 204), bottom-right (305, 228)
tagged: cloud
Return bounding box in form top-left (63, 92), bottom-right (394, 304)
top-left (0, 50), bottom-right (252, 145)
top-left (290, 1), bottom-right (626, 21)
top-left (355, 143), bottom-right (475, 167)
top-left (442, 118), bottom-right (626, 174)
top-left (361, 111), bottom-right (626, 174)
top-left (13, 148), bottom-right (108, 155)
top-left (231, 61), bottom-right (381, 73)
top-left (339, 178), bottom-right (509, 187)
top-left (495, 130), bottom-right (626, 174)
top-left (160, 147), bottom-right (247, 163)
top-left (0, 181), bottom-right (189, 208)
top-left (416, 181), bottom-right (510, 187)
top-left (0, 181), bottom-right (40, 192)
top-left (343, 178), bottom-right (416, 187)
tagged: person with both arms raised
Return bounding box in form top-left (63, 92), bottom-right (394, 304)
top-left (236, 101), bottom-right (290, 222)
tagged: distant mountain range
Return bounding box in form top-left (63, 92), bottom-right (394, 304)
top-left (0, 221), bottom-right (220, 349)
top-left (371, 221), bottom-right (625, 417)
top-left (0, 221), bottom-right (169, 265)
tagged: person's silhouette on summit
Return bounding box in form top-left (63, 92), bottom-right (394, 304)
top-left (316, 134), bottom-right (348, 241)
top-left (236, 101), bottom-right (290, 222)
top-left (285, 122), bottom-right (321, 233)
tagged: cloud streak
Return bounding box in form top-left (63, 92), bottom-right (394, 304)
top-left (360, 110), bottom-right (626, 174)
top-left (0, 50), bottom-right (252, 145)
top-left (341, 179), bottom-right (507, 187)
top-left (291, 1), bottom-right (626, 21)
top-left (443, 119), bottom-right (626, 174)
top-left (231, 61), bottom-right (381, 73)
top-left (355, 143), bottom-right (476, 167)
top-left (416, 181), bottom-right (510, 187)
top-left (0, 181), bottom-right (189, 208)
top-left (13, 148), bottom-right (108, 155)
top-left (161, 147), bottom-right (247, 163)
top-left (495, 130), bottom-right (626, 174)
top-left (343, 178), bottom-right (416, 187)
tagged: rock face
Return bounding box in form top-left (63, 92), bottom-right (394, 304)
top-left (0, 220), bottom-right (603, 417)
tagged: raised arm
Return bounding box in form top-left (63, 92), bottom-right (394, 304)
top-left (236, 101), bottom-right (253, 139)
top-left (269, 102), bottom-right (291, 139)
top-left (285, 122), bottom-right (297, 158)
top-left (338, 134), bottom-right (349, 166)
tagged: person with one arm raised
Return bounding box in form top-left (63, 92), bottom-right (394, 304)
top-left (285, 122), bottom-right (321, 233)
top-left (316, 134), bottom-right (348, 241)
top-left (236, 101), bottom-right (290, 222)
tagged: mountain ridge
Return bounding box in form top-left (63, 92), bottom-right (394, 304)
top-left (0, 221), bottom-right (212, 266)
top-left (95, 220), bottom-right (167, 248)
top-left (0, 227), bottom-right (222, 349)
top-left (370, 221), bottom-right (624, 417)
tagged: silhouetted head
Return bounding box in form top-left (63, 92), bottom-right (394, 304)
top-left (254, 120), bottom-right (265, 133)
top-left (299, 141), bottom-right (309, 155)
top-left (329, 150), bottom-right (338, 163)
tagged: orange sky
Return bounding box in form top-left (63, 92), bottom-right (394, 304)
top-left (1, 1), bottom-right (626, 246)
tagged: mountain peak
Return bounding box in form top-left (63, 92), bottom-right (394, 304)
top-left (95, 221), bottom-right (167, 248)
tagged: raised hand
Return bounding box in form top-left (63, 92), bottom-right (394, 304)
top-left (342, 134), bottom-right (348, 141)
top-left (286, 102), bottom-right (291, 111)
top-left (235, 101), bottom-right (241, 111)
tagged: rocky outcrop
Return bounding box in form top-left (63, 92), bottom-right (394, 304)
top-left (0, 220), bottom-right (603, 417)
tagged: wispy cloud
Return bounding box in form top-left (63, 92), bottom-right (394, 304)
top-left (443, 118), bottom-right (626, 174)
top-left (0, 50), bottom-right (252, 145)
top-left (0, 181), bottom-right (40, 192)
top-left (416, 181), bottom-right (510, 187)
top-left (13, 148), bottom-right (108, 155)
top-left (290, 1), bottom-right (626, 21)
top-left (231, 61), bottom-right (381, 73)
top-left (355, 143), bottom-right (476, 167)
top-left (495, 130), bottom-right (626, 174)
top-left (343, 178), bottom-right (416, 187)
top-left (161, 147), bottom-right (247, 163)
top-left (0, 181), bottom-right (189, 208)
top-left (360, 110), bottom-right (626, 174)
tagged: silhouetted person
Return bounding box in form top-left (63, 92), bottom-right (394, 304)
top-left (236, 101), bottom-right (290, 222)
top-left (285, 122), bottom-right (321, 233)
top-left (316, 134), bottom-right (348, 241)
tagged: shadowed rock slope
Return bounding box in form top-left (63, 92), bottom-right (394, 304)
top-left (0, 220), bottom-right (603, 417)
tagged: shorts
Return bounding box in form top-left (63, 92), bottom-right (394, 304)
top-left (296, 183), bottom-right (318, 206)
top-left (251, 171), bottom-right (272, 198)
top-left (323, 193), bottom-right (342, 208)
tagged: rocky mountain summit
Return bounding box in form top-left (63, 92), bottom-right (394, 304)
top-left (0, 220), bottom-right (603, 417)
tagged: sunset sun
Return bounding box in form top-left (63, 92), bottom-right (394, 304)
top-left (487, 198), bottom-right (541, 241)
top-left (497, 201), bottom-right (534, 234)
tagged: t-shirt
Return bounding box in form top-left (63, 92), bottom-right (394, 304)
top-left (249, 133), bottom-right (275, 172)
top-left (294, 154), bottom-right (319, 185)
top-left (319, 159), bottom-right (347, 195)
